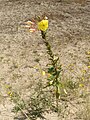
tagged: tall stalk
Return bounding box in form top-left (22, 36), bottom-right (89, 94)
top-left (41, 30), bottom-right (62, 111)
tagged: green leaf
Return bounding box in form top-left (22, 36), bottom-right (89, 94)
top-left (48, 66), bottom-right (55, 74)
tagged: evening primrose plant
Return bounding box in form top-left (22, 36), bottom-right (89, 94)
top-left (25, 16), bottom-right (63, 108)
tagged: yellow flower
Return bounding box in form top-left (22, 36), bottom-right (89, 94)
top-left (38, 20), bottom-right (48, 31)
top-left (42, 71), bottom-right (46, 76)
top-left (87, 51), bottom-right (90, 55)
top-left (88, 66), bottom-right (90, 68)
top-left (8, 91), bottom-right (13, 97)
top-left (79, 84), bottom-right (84, 87)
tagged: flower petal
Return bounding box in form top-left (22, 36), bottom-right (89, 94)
top-left (29, 28), bottom-right (36, 32)
top-left (25, 20), bottom-right (35, 25)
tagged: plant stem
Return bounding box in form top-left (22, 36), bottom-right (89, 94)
top-left (41, 31), bottom-right (59, 109)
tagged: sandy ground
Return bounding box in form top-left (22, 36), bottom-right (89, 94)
top-left (0, 0), bottom-right (90, 120)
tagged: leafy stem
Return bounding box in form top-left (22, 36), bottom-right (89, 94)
top-left (41, 30), bottom-right (62, 110)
